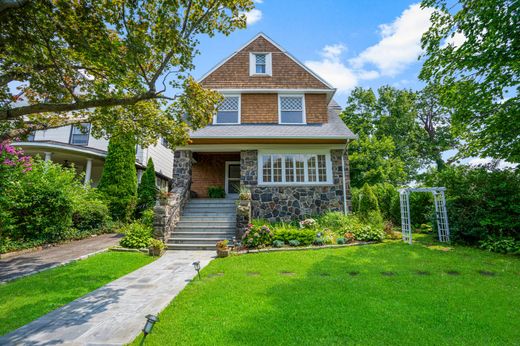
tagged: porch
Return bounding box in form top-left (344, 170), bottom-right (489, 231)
top-left (191, 152), bottom-right (241, 198)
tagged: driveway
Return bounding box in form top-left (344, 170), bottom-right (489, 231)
top-left (0, 233), bottom-right (122, 283)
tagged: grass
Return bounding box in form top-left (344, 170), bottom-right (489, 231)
top-left (0, 251), bottom-right (154, 336)
top-left (132, 235), bottom-right (520, 346)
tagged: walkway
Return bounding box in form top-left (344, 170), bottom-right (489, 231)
top-left (0, 233), bottom-right (123, 283)
top-left (0, 250), bottom-right (215, 346)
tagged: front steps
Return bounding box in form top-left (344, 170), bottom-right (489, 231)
top-left (167, 199), bottom-right (237, 250)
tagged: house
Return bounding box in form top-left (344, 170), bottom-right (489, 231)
top-left (172, 33), bottom-right (356, 223)
top-left (13, 125), bottom-right (173, 189)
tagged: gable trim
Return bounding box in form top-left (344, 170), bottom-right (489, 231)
top-left (197, 32), bottom-right (335, 90)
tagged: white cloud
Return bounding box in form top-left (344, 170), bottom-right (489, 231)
top-left (244, 9), bottom-right (262, 25)
top-left (350, 3), bottom-right (434, 76)
top-left (442, 31), bottom-right (467, 49)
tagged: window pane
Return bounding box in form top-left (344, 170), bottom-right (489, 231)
top-left (281, 111), bottom-right (303, 123)
top-left (70, 124), bottom-right (90, 145)
top-left (308, 156), bottom-right (317, 182)
top-left (255, 54), bottom-right (266, 64)
top-left (285, 156), bottom-right (294, 182)
top-left (256, 64), bottom-right (266, 74)
top-left (317, 155), bottom-right (327, 182)
top-left (273, 155), bottom-right (282, 182)
top-left (216, 111), bottom-right (238, 123)
top-left (295, 155), bottom-right (305, 182)
top-left (229, 164), bottom-right (240, 179)
top-left (228, 180), bottom-right (240, 194)
top-left (262, 155), bottom-right (271, 182)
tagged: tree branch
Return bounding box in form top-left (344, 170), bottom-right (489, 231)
top-left (1, 92), bottom-right (157, 120)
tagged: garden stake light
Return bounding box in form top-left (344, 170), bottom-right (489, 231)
top-left (140, 314), bottom-right (159, 345)
top-left (192, 261), bottom-right (201, 279)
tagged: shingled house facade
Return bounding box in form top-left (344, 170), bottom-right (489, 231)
top-left (173, 33), bottom-right (356, 222)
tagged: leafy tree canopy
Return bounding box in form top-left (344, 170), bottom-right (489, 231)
top-left (420, 0), bottom-right (519, 162)
top-left (0, 0), bottom-right (254, 145)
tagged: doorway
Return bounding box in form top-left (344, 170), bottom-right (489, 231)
top-left (225, 161), bottom-right (240, 198)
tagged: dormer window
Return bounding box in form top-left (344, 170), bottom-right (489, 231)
top-left (249, 52), bottom-right (272, 76)
top-left (279, 95), bottom-right (306, 124)
top-left (215, 95), bottom-right (240, 124)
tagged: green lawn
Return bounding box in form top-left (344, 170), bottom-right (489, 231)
top-left (0, 251), bottom-right (154, 336)
top-left (132, 235), bottom-right (520, 346)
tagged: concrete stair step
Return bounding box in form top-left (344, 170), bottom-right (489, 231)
top-left (189, 199), bottom-right (236, 205)
top-left (175, 227), bottom-right (235, 234)
top-left (167, 243), bottom-right (221, 251)
top-left (184, 203), bottom-right (236, 209)
top-left (183, 207), bottom-right (236, 213)
top-left (180, 216), bottom-right (236, 222)
top-left (176, 221), bottom-right (236, 227)
top-left (168, 238), bottom-right (230, 245)
top-left (172, 231), bottom-right (235, 239)
top-left (182, 212), bottom-right (236, 217)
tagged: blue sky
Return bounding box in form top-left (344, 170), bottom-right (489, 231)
top-left (192, 0), bottom-right (435, 106)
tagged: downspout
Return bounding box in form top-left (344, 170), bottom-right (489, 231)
top-left (341, 139), bottom-right (350, 215)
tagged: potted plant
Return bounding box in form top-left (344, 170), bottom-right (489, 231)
top-left (239, 186), bottom-right (251, 201)
top-left (148, 238), bottom-right (166, 256)
top-left (216, 239), bottom-right (229, 258)
top-left (158, 189), bottom-right (171, 205)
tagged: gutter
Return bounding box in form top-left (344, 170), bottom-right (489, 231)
top-left (341, 139), bottom-right (351, 215)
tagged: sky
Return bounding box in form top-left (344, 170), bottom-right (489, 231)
top-left (191, 0), bottom-right (438, 107)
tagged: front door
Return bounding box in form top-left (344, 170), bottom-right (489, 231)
top-left (225, 161), bottom-right (240, 198)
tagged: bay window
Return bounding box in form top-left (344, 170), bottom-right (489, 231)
top-left (259, 153), bottom-right (332, 185)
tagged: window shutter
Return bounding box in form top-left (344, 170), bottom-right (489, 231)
top-left (266, 53), bottom-right (272, 75)
top-left (249, 53), bottom-right (256, 76)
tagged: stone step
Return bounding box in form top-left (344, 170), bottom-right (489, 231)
top-left (185, 203), bottom-right (236, 208)
top-left (174, 226), bottom-right (235, 233)
top-left (183, 207), bottom-right (236, 213)
top-left (176, 220), bottom-right (236, 228)
top-left (189, 199), bottom-right (236, 205)
top-left (167, 243), bottom-right (220, 251)
top-left (172, 231), bottom-right (235, 239)
top-left (182, 211), bottom-right (236, 217)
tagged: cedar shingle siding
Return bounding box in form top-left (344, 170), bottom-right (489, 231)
top-left (241, 94), bottom-right (278, 123)
top-left (305, 94), bottom-right (328, 123)
top-left (201, 36), bottom-right (330, 90)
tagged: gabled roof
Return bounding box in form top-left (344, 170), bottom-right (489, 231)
top-left (198, 32), bottom-right (335, 90)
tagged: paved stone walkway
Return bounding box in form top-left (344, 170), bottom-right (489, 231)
top-left (0, 250), bottom-right (215, 346)
top-left (0, 233), bottom-right (123, 283)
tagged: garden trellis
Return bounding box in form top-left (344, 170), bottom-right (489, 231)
top-left (399, 187), bottom-right (450, 245)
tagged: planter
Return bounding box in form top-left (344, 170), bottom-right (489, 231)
top-left (149, 247), bottom-right (165, 257)
top-left (216, 248), bottom-right (230, 258)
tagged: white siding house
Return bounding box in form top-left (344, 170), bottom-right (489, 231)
top-left (14, 124), bottom-right (174, 189)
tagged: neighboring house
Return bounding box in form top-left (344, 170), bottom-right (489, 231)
top-left (14, 124), bottom-right (173, 189)
top-left (173, 33), bottom-right (356, 222)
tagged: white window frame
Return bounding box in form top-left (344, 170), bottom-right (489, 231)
top-left (214, 94), bottom-right (241, 125)
top-left (278, 94), bottom-right (306, 124)
top-left (249, 52), bottom-right (272, 76)
top-left (258, 150), bottom-right (333, 186)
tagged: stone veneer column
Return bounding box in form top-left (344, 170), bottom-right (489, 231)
top-left (240, 150), bottom-right (258, 187)
top-left (330, 149), bottom-right (352, 213)
top-left (171, 150), bottom-right (193, 190)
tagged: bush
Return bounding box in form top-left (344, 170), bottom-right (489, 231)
top-left (358, 184), bottom-right (383, 224)
top-left (136, 158), bottom-right (158, 217)
top-left (140, 209), bottom-right (154, 228)
top-left (313, 237), bottom-right (324, 246)
top-left (288, 239), bottom-right (300, 247)
top-left (337, 237), bottom-right (346, 245)
top-left (208, 186), bottom-right (225, 198)
top-left (350, 225), bottom-right (385, 242)
top-left (242, 224), bottom-right (272, 248)
top-left (98, 132), bottom-right (137, 222)
top-left (318, 229), bottom-right (337, 245)
top-left (5, 160), bottom-right (79, 242)
top-left (372, 183), bottom-right (401, 224)
top-left (424, 165), bottom-right (520, 244)
top-left (317, 212), bottom-right (350, 230)
top-left (272, 228), bottom-right (316, 246)
top-left (272, 240), bottom-right (284, 248)
top-left (72, 189), bottom-right (110, 234)
top-left (119, 222), bottom-right (152, 249)
top-left (479, 235), bottom-right (520, 255)
top-left (149, 238), bottom-right (165, 250)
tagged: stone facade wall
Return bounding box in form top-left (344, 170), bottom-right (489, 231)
top-left (236, 200), bottom-right (251, 240)
top-left (240, 149), bottom-right (351, 222)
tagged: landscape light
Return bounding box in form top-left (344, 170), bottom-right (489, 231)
top-left (140, 314), bottom-right (159, 345)
top-left (192, 260), bottom-right (201, 279)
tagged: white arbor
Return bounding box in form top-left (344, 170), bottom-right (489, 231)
top-left (399, 187), bottom-right (450, 244)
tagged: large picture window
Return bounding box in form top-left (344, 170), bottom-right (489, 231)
top-left (279, 95), bottom-right (305, 124)
top-left (215, 96), bottom-right (240, 124)
top-left (259, 153), bottom-right (331, 185)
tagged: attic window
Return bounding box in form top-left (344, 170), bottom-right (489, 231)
top-left (249, 52), bottom-right (272, 76)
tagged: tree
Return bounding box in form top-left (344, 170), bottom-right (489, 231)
top-left (136, 157), bottom-right (158, 216)
top-left (97, 132), bottom-right (137, 221)
top-left (420, 0), bottom-right (519, 163)
top-left (0, 0), bottom-right (254, 144)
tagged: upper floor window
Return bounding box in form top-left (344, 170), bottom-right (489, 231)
top-left (279, 95), bottom-right (305, 124)
top-left (249, 52), bottom-right (272, 76)
top-left (70, 123), bottom-right (90, 146)
top-left (215, 95), bottom-right (240, 124)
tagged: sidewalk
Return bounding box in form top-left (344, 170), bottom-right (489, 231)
top-left (0, 233), bottom-right (122, 283)
top-left (0, 250), bottom-right (215, 345)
